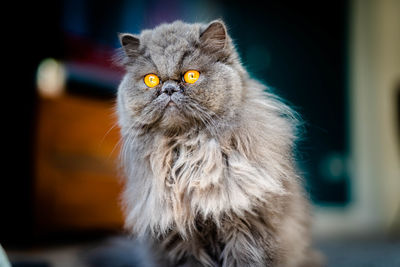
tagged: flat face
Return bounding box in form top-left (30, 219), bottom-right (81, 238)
top-left (118, 21), bottom-right (243, 134)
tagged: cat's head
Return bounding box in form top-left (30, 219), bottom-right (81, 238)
top-left (117, 20), bottom-right (246, 136)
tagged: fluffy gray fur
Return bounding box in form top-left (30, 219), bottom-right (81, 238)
top-left (116, 20), bottom-right (322, 267)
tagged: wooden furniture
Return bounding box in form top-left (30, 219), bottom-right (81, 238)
top-left (34, 93), bottom-right (124, 233)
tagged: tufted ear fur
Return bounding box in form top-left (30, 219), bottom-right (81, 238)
top-left (200, 20), bottom-right (228, 53)
top-left (119, 33), bottom-right (140, 57)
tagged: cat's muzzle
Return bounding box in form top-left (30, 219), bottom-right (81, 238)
top-left (159, 81), bottom-right (184, 108)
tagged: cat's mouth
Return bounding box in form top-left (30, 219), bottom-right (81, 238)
top-left (159, 95), bottom-right (181, 118)
top-left (161, 93), bottom-right (182, 110)
top-left (154, 93), bottom-right (214, 134)
top-left (167, 100), bottom-right (176, 107)
top-left (157, 95), bottom-right (191, 132)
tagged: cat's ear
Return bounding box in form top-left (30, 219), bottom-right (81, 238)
top-left (119, 33), bottom-right (140, 57)
top-left (200, 20), bottom-right (228, 52)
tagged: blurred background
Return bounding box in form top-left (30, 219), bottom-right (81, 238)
top-left (1, 0), bottom-right (399, 266)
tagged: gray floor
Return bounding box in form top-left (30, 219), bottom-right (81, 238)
top-left (6, 236), bottom-right (400, 267)
top-left (317, 239), bottom-right (400, 267)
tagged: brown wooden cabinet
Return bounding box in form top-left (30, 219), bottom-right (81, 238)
top-left (34, 93), bottom-right (124, 233)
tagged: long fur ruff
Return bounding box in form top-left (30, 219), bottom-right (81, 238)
top-left (119, 80), bottom-right (319, 266)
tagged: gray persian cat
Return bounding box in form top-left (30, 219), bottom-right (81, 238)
top-left (116, 20), bottom-right (321, 267)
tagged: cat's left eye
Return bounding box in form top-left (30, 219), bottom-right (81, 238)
top-left (144, 74), bottom-right (160, 88)
top-left (183, 70), bottom-right (200, 84)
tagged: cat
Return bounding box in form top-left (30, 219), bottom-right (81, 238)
top-left (116, 20), bottom-right (322, 267)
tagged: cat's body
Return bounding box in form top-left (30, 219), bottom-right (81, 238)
top-left (117, 20), bottom-right (321, 267)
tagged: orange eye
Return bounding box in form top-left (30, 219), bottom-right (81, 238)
top-left (144, 74), bottom-right (160, 88)
top-left (183, 70), bottom-right (200, 84)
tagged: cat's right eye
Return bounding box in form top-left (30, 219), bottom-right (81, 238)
top-left (144, 74), bottom-right (160, 88)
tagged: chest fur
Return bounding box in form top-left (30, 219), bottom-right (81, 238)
top-left (149, 136), bottom-right (227, 220)
top-left (149, 134), bottom-right (283, 222)
top-left (127, 133), bottom-right (286, 238)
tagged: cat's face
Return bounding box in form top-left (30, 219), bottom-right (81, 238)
top-left (117, 20), bottom-right (245, 135)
